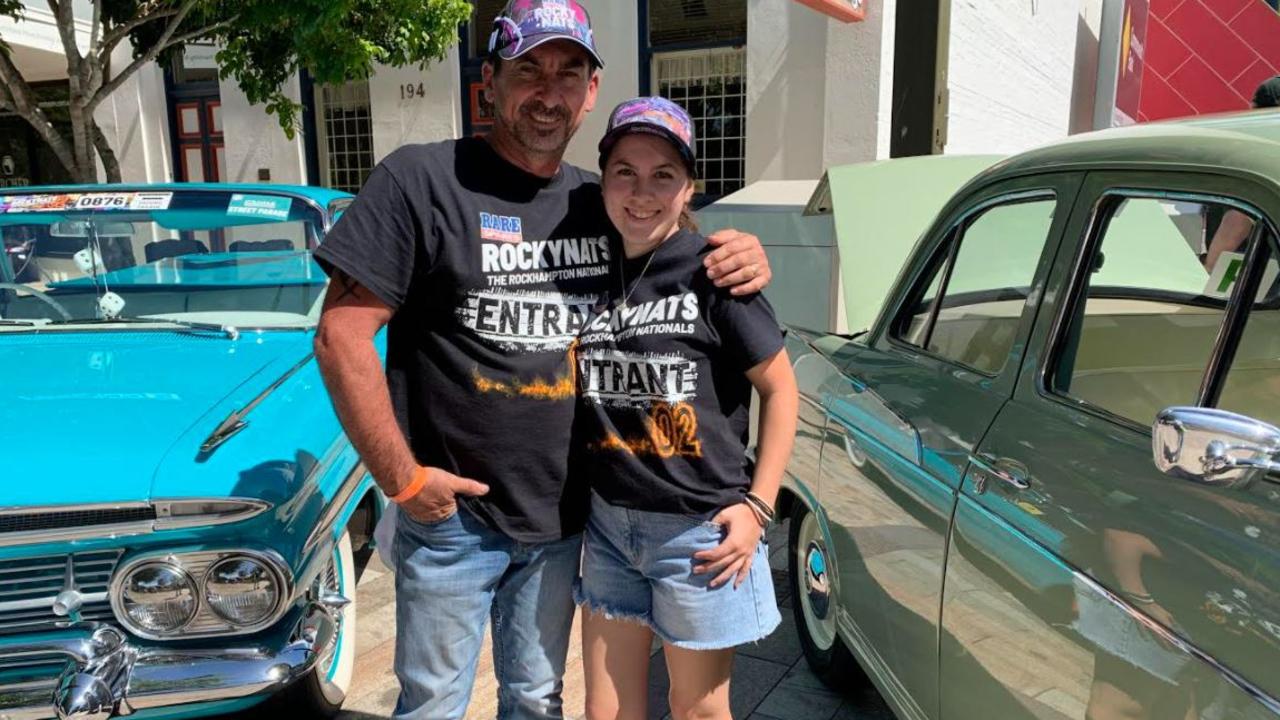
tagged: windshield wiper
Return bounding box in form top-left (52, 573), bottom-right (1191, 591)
top-left (0, 319), bottom-right (48, 327)
top-left (48, 317), bottom-right (240, 340)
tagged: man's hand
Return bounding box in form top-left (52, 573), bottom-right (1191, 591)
top-left (704, 229), bottom-right (772, 296)
top-left (692, 503), bottom-right (763, 588)
top-left (398, 467), bottom-right (490, 524)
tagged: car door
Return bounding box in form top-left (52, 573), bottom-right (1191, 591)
top-left (942, 171), bottom-right (1280, 719)
top-left (822, 173), bottom-right (1081, 720)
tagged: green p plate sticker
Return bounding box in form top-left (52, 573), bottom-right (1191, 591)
top-left (1204, 251), bottom-right (1280, 301)
top-left (227, 193), bottom-right (291, 221)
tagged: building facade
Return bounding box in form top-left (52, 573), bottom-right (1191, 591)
top-left (3, 0), bottom-right (1274, 196)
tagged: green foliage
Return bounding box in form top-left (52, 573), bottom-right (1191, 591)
top-left (202, 0), bottom-right (473, 136)
top-left (7, 0), bottom-right (472, 134)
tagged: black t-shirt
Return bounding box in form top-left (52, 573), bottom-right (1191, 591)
top-left (571, 229), bottom-right (784, 516)
top-left (314, 137), bottom-right (614, 542)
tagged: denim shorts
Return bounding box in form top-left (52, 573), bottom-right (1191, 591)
top-left (574, 492), bottom-right (781, 650)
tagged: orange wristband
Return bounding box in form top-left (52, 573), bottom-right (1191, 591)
top-left (389, 466), bottom-right (429, 504)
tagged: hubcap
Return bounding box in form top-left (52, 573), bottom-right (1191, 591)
top-left (317, 548), bottom-right (344, 681)
top-left (804, 542), bottom-right (831, 620)
top-left (796, 511), bottom-right (837, 652)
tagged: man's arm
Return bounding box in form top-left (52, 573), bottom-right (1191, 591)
top-left (704, 228), bottom-right (773, 295)
top-left (314, 271), bottom-right (487, 522)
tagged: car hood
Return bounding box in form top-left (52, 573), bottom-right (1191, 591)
top-left (0, 330), bottom-right (313, 507)
top-left (808, 154), bottom-right (1003, 334)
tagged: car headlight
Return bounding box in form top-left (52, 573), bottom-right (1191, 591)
top-left (204, 555), bottom-right (282, 626)
top-left (118, 562), bottom-right (198, 633)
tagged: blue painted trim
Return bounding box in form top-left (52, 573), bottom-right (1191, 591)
top-left (638, 0), bottom-right (651, 94)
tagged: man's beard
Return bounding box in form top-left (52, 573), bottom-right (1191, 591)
top-left (506, 100), bottom-right (574, 155)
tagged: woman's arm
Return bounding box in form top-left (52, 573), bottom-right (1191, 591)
top-left (694, 348), bottom-right (798, 587)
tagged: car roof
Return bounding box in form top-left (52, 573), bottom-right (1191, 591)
top-left (987, 110), bottom-right (1280, 184)
top-left (1, 182), bottom-right (354, 207)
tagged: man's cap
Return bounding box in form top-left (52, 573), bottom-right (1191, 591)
top-left (1254, 75), bottom-right (1280, 109)
top-left (488, 0), bottom-right (604, 69)
top-left (598, 96), bottom-right (697, 175)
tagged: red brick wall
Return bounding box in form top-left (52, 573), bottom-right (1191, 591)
top-left (1139, 0), bottom-right (1280, 121)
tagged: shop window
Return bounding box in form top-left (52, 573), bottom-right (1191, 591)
top-left (648, 0), bottom-right (746, 47)
top-left (315, 80), bottom-right (375, 193)
top-left (653, 48), bottom-right (747, 200)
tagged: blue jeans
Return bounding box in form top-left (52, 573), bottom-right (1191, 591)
top-left (391, 506), bottom-right (582, 720)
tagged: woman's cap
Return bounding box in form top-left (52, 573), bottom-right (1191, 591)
top-left (488, 0), bottom-right (604, 69)
top-left (598, 96), bottom-right (696, 174)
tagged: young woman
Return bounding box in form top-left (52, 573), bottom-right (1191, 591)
top-left (573, 96), bottom-right (799, 720)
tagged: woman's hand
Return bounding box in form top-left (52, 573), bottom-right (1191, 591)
top-left (693, 502), bottom-right (764, 589)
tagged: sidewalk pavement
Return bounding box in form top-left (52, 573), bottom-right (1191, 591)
top-left (323, 518), bottom-right (894, 720)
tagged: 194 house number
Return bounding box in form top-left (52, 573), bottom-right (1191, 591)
top-left (400, 83), bottom-right (426, 100)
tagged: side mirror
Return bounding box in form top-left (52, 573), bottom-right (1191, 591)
top-left (1153, 406), bottom-right (1280, 487)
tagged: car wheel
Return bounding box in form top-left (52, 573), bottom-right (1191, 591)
top-left (278, 526), bottom-right (358, 717)
top-left (789, 500), bottom-right (862, 688)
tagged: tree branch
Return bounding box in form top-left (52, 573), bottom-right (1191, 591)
top-left (88, 0), bottom-right (102, 59)
top-left (91, 0), bottom-right (207, 109)
top-left (93, 122), bottom-right (122, 183)
top-left (47, 0), bottom-right (82, 79)
top-left (93, 20), bottom-right (235, 110)
top-left (100, 7), bottom-right (181, 58)
top-left (0, 47), bottom-right (79, 175)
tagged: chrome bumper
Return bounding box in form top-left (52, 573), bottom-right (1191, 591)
top-left (0, 599), bottom-right (340, 720)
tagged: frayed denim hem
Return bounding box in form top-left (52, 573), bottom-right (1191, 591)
top-left (659, 611), bottom-right (783, 651)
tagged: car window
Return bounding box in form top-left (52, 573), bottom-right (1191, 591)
top-left (896, 196), bottom-right (1057, 375)
top-left (1215, 236), bottom-right (1280, 427)
top-left (1052, 195), bottom-right (1272, 426)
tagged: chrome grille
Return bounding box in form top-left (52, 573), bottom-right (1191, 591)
top-left (0, 551), bottom-right (122, 635)
top-left (0, 507), bottom-right (155, 535)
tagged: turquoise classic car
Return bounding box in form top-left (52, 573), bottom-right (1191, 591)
top-left (0, 184), bottom-right (382, 719)
top-left (781, 113), bottom-right (1280, 719)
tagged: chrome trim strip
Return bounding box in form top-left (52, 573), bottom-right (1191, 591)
top-left (199, 353), bottom-right (315, 455)
top-left (109, 548), bottom-right (293, 642)
top-left (963, 496), bottom-right (1280, 715)
top-left (0, 502), bottom-right (152, 516)
top-left (0, 498), bottom-right (271, 548)
top-left (1072, 570), bottom-right (1280, 714)
top-left (0, 591), bottom-right (107, 614)
top-left (304, 462), bottom-right (370, 554)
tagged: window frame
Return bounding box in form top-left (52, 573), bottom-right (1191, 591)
top-left (1042, 185), bottom-right (1280, 432)
top-left (887, 189), bottom-right (1062, 378)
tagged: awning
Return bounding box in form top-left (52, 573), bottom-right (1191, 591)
top-left (793, 0), bottom-right (866, 23)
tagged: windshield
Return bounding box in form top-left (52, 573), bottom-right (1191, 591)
top-left (0, 190), bottom-right (329, 331)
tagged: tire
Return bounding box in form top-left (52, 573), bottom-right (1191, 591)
top-left (788, 500), bottom-right (864, 690)
top-left (275, 526), bottom-right (358, 717)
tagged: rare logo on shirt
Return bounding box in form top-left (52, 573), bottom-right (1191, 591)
top-left (479, 212), bottom-right (524, 244)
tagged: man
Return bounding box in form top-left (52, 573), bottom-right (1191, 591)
top-left (1202, 75), bottom-right (1280, 271)
top-left (311, 2), bottom-right (771, 718)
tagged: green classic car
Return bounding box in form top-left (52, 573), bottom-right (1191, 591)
top-left (780, 112), bottom-right (1280, 720)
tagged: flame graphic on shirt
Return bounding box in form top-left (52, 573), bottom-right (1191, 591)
top-left (592, 401), bottom-right (703, 458)
top-left (472, 340), bottom-right (579, 401)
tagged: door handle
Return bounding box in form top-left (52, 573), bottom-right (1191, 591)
top-left (969, 453), bottom-right (1031, 491)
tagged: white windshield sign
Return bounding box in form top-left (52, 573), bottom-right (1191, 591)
top-left (0, 191), bottom-right (174, 214)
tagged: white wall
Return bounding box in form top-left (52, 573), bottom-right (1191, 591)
top-left (945, 0), bottom-right (1081, 155)
top-left (94, 45), bottom-right (171, 183)
top-left (369, 46), bottom-right (464, 162)
top-left (824, 0), bottom-right (896, 164)
top-left (746, 0), bottom-right (828, 182)
top-left (219, 75), bottom-right (308, 184)
top-left (562, 2), bottom-right (640, 173)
